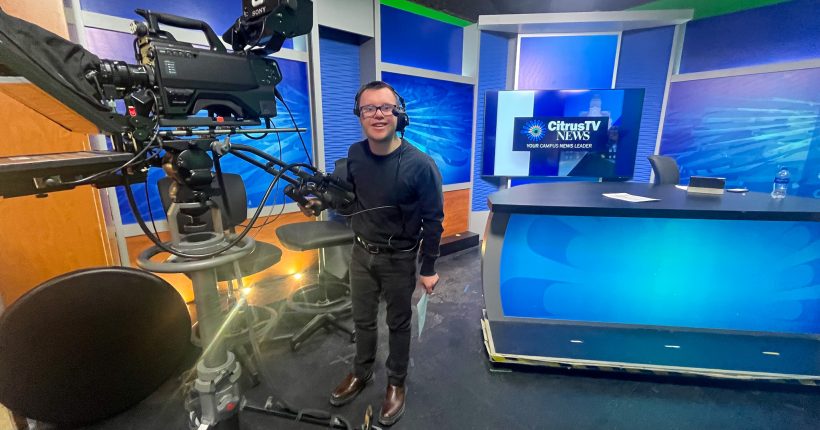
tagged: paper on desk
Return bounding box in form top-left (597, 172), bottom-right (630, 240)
top-left (675, 185), bottom-right (688, 191)
top-left (416, 292), bottom-right (429, 339)
top-left (602, 193), bottom-right (660, 203)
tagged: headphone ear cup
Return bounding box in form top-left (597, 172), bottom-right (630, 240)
top-left (398, 112), bottom-right (409, 132)
top-left (353, 107), bottom-right (360, 117)
top-left (392, 108), bottom-right (409, 132)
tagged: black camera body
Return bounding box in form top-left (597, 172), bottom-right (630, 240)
top-left (126, 9), bottom-right (284, 126)
top-left (146, 42), bottom-right (282, 122)
top-left (0, 1), bottom-right (354, 217)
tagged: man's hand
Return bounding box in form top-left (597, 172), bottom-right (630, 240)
top-left (297, 198), bottom-right (323, 217)
top-left (418, 273), bottom-right (439, 294)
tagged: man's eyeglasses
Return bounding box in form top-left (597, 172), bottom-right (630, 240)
top-left (358, 104), bottom-right (398, 118)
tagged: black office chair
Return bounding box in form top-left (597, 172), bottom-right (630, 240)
top-left (274, 158), bottom-right (355, 350)
top-left (648, 155), bottom-right (681, 185)
top-left (276, 220), bottom-right (355, 350)
top-left (0, 267), bottom-right (191, 426)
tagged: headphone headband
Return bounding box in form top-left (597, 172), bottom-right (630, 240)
top-left (353, 81), bottom-right (405, 115)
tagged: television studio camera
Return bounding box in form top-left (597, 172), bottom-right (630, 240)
top-left (0, 1), bottom-right (368, 429)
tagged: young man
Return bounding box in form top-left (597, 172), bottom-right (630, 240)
top-left (299, 81), bottom-right (444, 426)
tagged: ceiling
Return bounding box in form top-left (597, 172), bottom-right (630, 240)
top-left (405, 0), bottom-right (658, 23)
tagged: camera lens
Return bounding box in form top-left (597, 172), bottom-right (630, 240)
top-left (98, 60), bottom-right (151, 90)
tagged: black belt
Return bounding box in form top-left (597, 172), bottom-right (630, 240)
top-left (354, 235), bottom-right (418, 254)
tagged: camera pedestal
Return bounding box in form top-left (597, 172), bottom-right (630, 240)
top-left (138, 207), bottom-right (256, 429)
top-left (192, 351), bottom-right (243, 426)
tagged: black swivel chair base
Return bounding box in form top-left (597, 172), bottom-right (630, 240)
top-left (290, 312), bottom-right (355, 351)
top-left (275, 219), bottom-right (357, 351)
top-left (285, 278), bottom-right (355, 351)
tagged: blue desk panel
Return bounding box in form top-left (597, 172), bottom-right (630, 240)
top-left (483, 183), bottom-right (820, 378)
top-left (500, 214), bottom-right (820, 335)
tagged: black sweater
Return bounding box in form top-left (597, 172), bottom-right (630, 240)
top-left (342, 139), bottom-right (444, 276)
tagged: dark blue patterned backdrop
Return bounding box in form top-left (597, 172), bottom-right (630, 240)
top-left (319, 31), bottom-right (362, 173)
top-left (615, 26), bottom-right (675, 183)
top-left (473, 32), bottom-right (509, 211)
top-left (382, 72), bottom-right (473, 185)
top-left (82, 28), bottom-right (312, 225)
top-left (660, 67), bottom-right (820, 198)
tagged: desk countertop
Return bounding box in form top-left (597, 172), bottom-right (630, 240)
top-left (488, 182), bottom-right (820, 221)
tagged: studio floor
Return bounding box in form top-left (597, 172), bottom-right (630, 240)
top-left (80, 247), bottom-right (820, 430)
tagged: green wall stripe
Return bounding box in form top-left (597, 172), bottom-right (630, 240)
top-left (630, 0), bottom-right (790, 20)
top-left (380, 0), bottom-right (472, 27)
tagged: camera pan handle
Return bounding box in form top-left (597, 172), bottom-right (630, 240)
top-left (284, 184), bottom-right (321, 216)
top-left (135, 9), bottom-right (227, 53)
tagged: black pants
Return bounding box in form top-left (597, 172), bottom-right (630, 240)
top-left (349, 244), bottom-right (417, 386)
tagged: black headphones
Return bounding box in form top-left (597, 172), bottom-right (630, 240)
top-left (353, 81), bottom-right (410, 133)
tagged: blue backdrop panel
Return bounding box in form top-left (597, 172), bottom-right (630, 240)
top-left (83, 27), bottom-right (136, 61)
top-left (615, 26), bottom-right (675, 183)
top-left (500, 214), bottom-right (820, 335)
top-left (380, 5), bottom-right (463, 75)
top-left (517, 35), bottom-right (618, 90)
top-left (660, 67), bottom-right (820, 199)
top-left (679, 0), bottom-right (820, 73)
top-left (473, 32), bottom-right (509, 211)
top-left (80, 0), bottom-right (293, 49)
top-left (382, 72), bottom-right (473, 185)
top-left (319, 30), bottom-right (362, 172)
top-left (510, 34), bottom-right (619, 187)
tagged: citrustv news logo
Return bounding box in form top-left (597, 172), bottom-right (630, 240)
top-left (513, 116), bottom-right (609, 152)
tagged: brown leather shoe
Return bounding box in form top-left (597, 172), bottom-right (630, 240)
top-left (329, 372), bottom-right (372, 406)
top-left (377, 384), bottom-right (406, 426)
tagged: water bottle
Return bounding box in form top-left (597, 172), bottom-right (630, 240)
top-left (771, 167), bottom-right (790, 199)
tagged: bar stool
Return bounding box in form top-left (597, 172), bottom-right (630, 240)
top-left (275, 219), bottom-right (355, 350)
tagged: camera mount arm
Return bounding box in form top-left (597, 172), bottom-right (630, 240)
top-left (228, 143), bottom-right (355, 214)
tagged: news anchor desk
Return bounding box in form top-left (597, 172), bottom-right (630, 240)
top-left (481, 182), bottom-right (820, 382)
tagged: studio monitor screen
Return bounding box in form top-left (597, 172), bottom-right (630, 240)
top-left (482, 89), bottom-right (645, 179)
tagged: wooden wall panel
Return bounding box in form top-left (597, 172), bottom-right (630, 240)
top-left (1, 0), bottom-right (70, 38)
top-left (442, 189), bottom-right (470, 237)
top-left (0, 0), bottom-right (115, 307)
top-left (0, 83), bottom-right (99, 134)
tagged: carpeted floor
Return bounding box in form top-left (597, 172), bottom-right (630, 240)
top-left (80, 247), bottom-right (820, 430)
